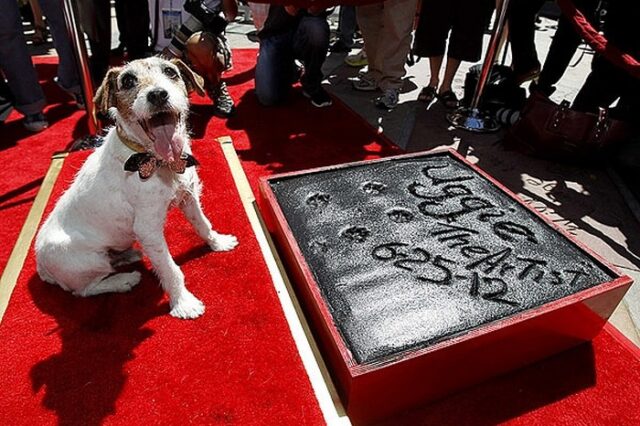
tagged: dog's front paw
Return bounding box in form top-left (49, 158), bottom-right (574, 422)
top-left (209, 233), bottom-right (238, 252)
top-left (170, 291), bottom-right (205, 319)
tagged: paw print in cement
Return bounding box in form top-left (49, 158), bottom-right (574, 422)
top-left (387, 208), bottom-right (414, 223)
top-left (306, 192), bottom-right (331, 209)
top-left (341, 226), bottom-right (371, 243)
top-left (361, 181), bottom-right (388, 195)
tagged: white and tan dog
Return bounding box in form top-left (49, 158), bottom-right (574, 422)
top-left (35, 57), bottom-right (238, 319)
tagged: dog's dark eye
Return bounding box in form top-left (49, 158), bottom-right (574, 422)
top-left (121, 73), bottom-right (137, 90)
top-left (163, 66), bottom-right (178, 79)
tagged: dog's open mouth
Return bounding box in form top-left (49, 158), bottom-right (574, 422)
top-left (139, 111), bottom-right (183, 163)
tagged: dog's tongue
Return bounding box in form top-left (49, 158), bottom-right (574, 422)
top-left (148, 113), bottom-right (182, 162)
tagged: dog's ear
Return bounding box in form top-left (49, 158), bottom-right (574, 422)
top-left (94, 67), bottom-right (122, 115)
top-left (170, 58), bottom-right (205, 96)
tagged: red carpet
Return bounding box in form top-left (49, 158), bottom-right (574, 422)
top-left (1, 50), bottom-right (639, 425)
top-left (0, 146), bottom-right (325, 425)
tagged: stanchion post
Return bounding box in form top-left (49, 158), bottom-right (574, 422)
top-left (447, 0), bottom-right (511, 133)
top-left (62, 0), bottom-right (99, 135)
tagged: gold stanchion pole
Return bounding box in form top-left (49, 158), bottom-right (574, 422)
top-left (447, 0), bottom-right (511, 132)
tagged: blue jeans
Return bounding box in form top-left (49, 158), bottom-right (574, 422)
top-left (255, 15), bottom-right (329, 106)
top-left (0, 0), bottom-right (80, 115)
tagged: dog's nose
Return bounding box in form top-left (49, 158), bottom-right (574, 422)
top-left (147, 88), bottom-right (169, 107)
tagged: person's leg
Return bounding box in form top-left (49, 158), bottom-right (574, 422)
top-left (38, 0), bottom-right (81, 95)
top-left (376, 0), bottom-right (418, 92)
top-left (29, 0), bottom-right (45, 29)
top-left (338, 6), bottom-right (356, 47)
top-left (293, 15), bottom-right (330, 96)
top-left (185, 32), bottom-right (223, 92)
top-left (536, 0), bottom-right (599, 95)
top-left (572, 57), bottom-right (621, 113)
top-left (81, 0), bottom-right (112, 84)
top-left (0, 0), bottom-right (46, 116)
top-left (184, 31), bottom-right (235, 116)
top-left (121, 0), bottom-right (150, 59)
top-left (255, 32), bottom-right (295, 106)
top-left (439, 58), bottom-right (461, 93)
top-left (29, 0), bottom-right (47, 44)
top-left (443, 0), bottom-right (486, 95)
top-left (356, 4), bottom-right (384, 83)
top-left (508, 0), bottom-right (546, 79)
top-left (414, 0), bottom-right (450, 90)
top-left (535, 17), bottom-right (581, 95)
top-left (428, 56), bottom-right (443, 88)
top-left (114, 0), bottom-right (127, 51)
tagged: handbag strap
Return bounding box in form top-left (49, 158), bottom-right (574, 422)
top-left (548, 100), bottom-right (571, 131)
top-left (591, 107), bottom-right (611, 145)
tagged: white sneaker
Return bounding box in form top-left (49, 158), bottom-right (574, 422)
top-left (345, 50), bottom-right (368, 68)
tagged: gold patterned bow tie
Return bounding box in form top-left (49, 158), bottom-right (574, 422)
top-left (124, 152), bottom-right (199, 180)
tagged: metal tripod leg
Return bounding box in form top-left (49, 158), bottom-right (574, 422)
top-left (447, 0), bottom-right (511, 133)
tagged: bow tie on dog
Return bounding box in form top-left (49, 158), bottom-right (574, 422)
top-left (117, 125), bottom-right (199, 179)
top-left (124, 152), bottom-right (199, 179)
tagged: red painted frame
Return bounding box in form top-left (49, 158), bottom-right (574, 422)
top-left (258, 149), bottom-right (634, 424)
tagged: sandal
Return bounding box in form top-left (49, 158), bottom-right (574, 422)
top-left (437, 90), bottom-right (459, 109)
top-left (417, 86), bottom-right (437, 103)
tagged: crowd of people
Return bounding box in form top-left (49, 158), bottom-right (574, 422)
top-left (0, 0), bottom-right (638, 136)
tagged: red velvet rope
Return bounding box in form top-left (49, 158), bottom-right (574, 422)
top-left (556, 0), bottom-right (640, 79)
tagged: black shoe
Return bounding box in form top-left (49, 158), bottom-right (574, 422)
top-left (303, 88), bottom-right (333, 108)
top-left (329, 40), bottom-right (351, 53)
top-left (529, 80), bottom-right (556, 97)
top-left (23, 112), bottom-right (48, 132)
top-left (211, 82), bottom-right (235, 118)
top-left (111, 43), bottom-right (125, 56)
